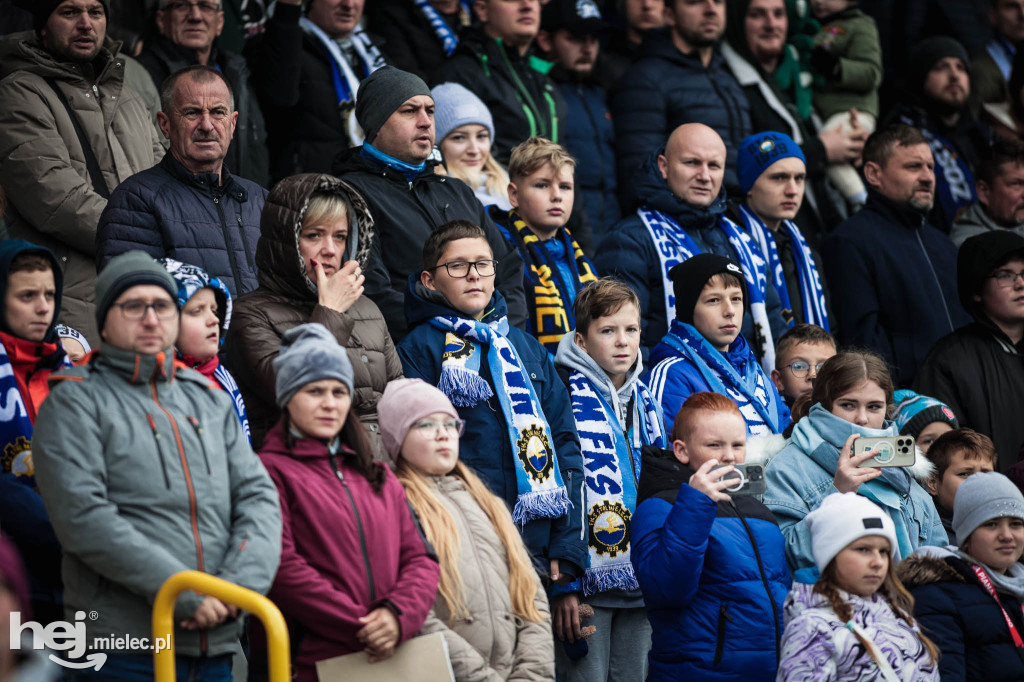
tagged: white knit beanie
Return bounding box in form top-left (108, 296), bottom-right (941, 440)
top-left (806, 493), bottom-right (899, 574)
top-left (431, 82), bottom-right (496, 145)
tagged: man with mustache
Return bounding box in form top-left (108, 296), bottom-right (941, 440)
top-left (0, 0), bottom-right (164, 345)
top-left (822, 124), bottom-right (971, 387)
top-left (952, 142), bottom-right (1024, 246)
top-left (96, 66), bottom-right (266, 299)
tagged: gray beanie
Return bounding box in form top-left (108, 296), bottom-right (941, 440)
top-left (355, 66), bottom-right (432, 145)
top-left (431, 82), bottom-right (496, 144)
top-left (953, 471), bottom-right (1024, 546)
top-left (95, 251), bottom-right (178, 332)
top-left (273, 323), bottom-right (354, 408)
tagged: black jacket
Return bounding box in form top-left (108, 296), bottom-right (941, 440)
top-left (136, 35), bottom-right (270, 187)
top-left (331, 147), bottom-right (527, 340)
top-left (364, 0), bottom-right (465, 82)
top-left (610, 30), bottom-right (752, 201)
top-left (433, 27), bottom-right (566, 165)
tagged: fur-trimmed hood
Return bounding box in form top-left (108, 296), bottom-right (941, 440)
top-left (897, 546), bottom-right (967, 590)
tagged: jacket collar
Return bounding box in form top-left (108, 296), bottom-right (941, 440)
top-left (95, 343), bottom-right (177, 385)
top-left (335, 145), bottom-right (439, 186)
top-left (633, 149), bottom-right (728, 229)
top-left (640, 29), bottom-right (725, 69)
top-left (259, 420), bottom-right (348, 460)
top-left (160, 150), bottom-right (244, 198)
top-left (0, 331), bottom-right (62, 370)
top-left (863, 189), bottom-right (929, 231)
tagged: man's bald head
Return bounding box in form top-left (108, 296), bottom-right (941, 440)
top-left (657, 123), bottom-right (726, 208)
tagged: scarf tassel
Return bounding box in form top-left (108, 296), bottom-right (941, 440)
top-left (438, 364), bottom-right (494, 407)
top-left (512, 486), bottom-right (570, 526)
top-left (582, 563), bottom-right (640, 596)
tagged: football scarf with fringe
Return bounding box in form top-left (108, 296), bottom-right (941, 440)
top-left (568, 369), bottom-right (664, 595)
top-left (300, 19), bottom-right (385, 107)
top-left (430, 314), bottom-right (570, 524)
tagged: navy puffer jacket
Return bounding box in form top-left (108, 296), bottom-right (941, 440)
top-left (632, 446), bottom-right (790, 681)
top-left (96, 153), bottom-right (266, 297)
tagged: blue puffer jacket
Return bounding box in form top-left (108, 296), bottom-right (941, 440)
top-left (632, 446), bottom-right (790, 681)
top-left (763, 404), bottom-right (947, 579)
top-left (593, 150), bottom-right (789, 359)
top-left (96, 153), bottom-right (267, 296)
top-left (396, 277), bottom-right (587, 576)
top-left (610, 29), bottom-right (751, 197)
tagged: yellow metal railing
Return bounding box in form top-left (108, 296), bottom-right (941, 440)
top-left (153, 570), bottom-right (290, 682)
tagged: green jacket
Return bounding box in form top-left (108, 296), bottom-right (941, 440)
top-left (32, 345), bottom-right (282, 657)
top-left (811, 8), bottom-right (883, 119)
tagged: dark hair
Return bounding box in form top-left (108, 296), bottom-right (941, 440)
top-left (672, 391), bottom-right (743, 443)
top-left (775, 324), bottom-right (837, 368)
top-left (283, 407), bottom-right (385, 493)
top-left (928, 428), bottom-right (998, 480)
top-left (160, 65), bottom-right (235, 114)
top-left (8, 253), bottom-right (53, 275)
top-left (862, 124), bottom-right (929, 169)
top-left (573, 278), bottom-right (640, 336)
top-left (977, 140), bottom-right (1024, 186)
top-left (422, 220), bottom-right (490, 270)
top-left (705, 271), bottom-right (745, 293)
top-left (791, 349), bottom-right (894, 422)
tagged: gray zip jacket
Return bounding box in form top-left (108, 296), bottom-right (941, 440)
top-left (32, 345), bottom-right (282, 657)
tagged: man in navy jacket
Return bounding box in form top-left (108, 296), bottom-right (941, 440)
top-left (822, 124), bottom-right (971, 387)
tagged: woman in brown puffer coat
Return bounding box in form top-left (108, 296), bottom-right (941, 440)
top-left (226, 173), bottom-right (402, 457)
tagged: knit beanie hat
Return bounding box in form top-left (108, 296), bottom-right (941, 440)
top-left (908, 37), bottom-right (970, 96)
top-left (159, 258), bottom-right (233, 337)
top-left (737, 132), bottom-right (806, 194)
top-left (355, 66), bottom-right (433, 145)
top-left (273, 323), bottom-right (354, 408)
top-left (957, 230), bottom-right (1024, 318)
top-left (23, 0), bottom-right (110, 32)
top-left (430, 82), bottom-right (496, 145)
top-left (95, 251), bottom-right (178, 333)
top-left (668, 254), bottom-right (745, 325)
top-left (893, 389), bottom-right (959, 439)
top-left (806, 492), bottom-right (898, 575)
top-left (953, 471), bottom-right (1024, 547)
top-left (377, 378), bottom-right (460, 463)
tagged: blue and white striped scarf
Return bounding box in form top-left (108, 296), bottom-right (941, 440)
top-left (414, 0), bottom-right (471, 56)
top-left (0, 341), bottom-right (69, 481)
top-left (213, 363), bottom-right (251, 445)
top-left (568, 370), bottom-right (664, 595)
top-left (430, 314), bottom-right (570, 525)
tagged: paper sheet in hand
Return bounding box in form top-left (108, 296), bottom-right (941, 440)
top-left (315, 631), bottom-right (455, 682)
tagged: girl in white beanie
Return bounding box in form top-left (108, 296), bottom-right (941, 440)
top-left (777, 492), bottom-right (939, 681)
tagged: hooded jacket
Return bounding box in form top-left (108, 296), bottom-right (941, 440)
top-left (950, 201), bottom-right (1024, 247)
top-left (331, 146), bottom-right (528, 339)
top-left (258, 422), bottom-right (440, 682)
top-left (594, 150), bottom-right (790, 358)
top-left (225, 174), bottom-right (403, 456)
top-left (32, 346), bottom-right (282, 657)
top-left (417, 475), bottom-right (554, 682)
top-left (0, 31), bottom-right (164, 344)
top-left (763, 405), bottom-right (946, 577)
top-left (915, 235), bottom-right (1024, 473)
top-left (610, 29), bottom-right (752, 196)
top-left (631, 446), bottom-right (790, 681)
top-left (822, 190), bottom-right (971, 386)
top-left (397, 281), bottom-right (587, 575)
top-left (776, 582), bottom-right (939, 682)
top-left (900, 547), bottom-right (1024, 682)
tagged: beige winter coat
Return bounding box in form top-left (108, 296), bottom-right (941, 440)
top-left (418, 476), bottom-right (555, 682)
top-left (0, 32), bottom-right (163, 343)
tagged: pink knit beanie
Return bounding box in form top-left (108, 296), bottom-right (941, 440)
top-left (378, 378), bottom-right (459, 462)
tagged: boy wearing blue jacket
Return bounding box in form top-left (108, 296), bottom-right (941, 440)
top-left (646, 253), bottom-right (790, 437)
top-left (398, 220), bottom-right (587, 582)
top-left (632, 392), bottom-right (790, 681)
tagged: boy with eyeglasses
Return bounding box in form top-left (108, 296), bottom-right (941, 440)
top-left (770, 324), bottom-right (837, 409)
top-left (398, 220), bottom-right (587, 586)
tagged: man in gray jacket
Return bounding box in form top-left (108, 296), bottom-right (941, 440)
top-left (32, 251), bottom-right (281, 678)
top-left (951, 140), bottom-right (1024, 246)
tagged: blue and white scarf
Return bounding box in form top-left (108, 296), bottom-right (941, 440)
top-left (660, 322), bottom-right (785, 436)
top-left (740, 204), bottom-right (830, 331)
top-left (214, 364), bottom-right (251, 445)
top-left (414, 0), bottom-right (471, 56)
top-left (898, 115), bottom-right (976, 229)
top-left (638, 207), bottom-right (776, 372)
top-left (0, 342), bottom-right (69, 481)
top-left (430, 314), bottom-right (570, 524)
top-left (568, 370), bottom-right (664, 595)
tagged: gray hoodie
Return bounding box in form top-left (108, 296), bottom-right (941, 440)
top-left (950, 202), bottom-right (1024, 247)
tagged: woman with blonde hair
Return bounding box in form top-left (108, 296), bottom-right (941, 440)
top-left (378, 378), bottom-right (554, 681)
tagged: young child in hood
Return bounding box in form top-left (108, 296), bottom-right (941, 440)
top-left (777, 492), bottom-right (939, 681)
top-left (160, 258), bottom-right (250, 439)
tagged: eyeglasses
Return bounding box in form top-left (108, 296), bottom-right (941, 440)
top-left (161, 1), bottom-right (222, 15)
top-left (429, 259), bottom-right (498, 278)
top-left (783, 360), bottom-right (826, 378)
top-left (989, 269), bottom-right (1024, 288)
top-left (413, 418), bottom-right (465, 438)
top-left (114, 300), bottom-right (178, 320)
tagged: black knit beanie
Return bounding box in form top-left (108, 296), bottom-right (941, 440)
top-left (907, 37), bottom-right (969, 95)
top-left (20, 0), bottom-right (110, 32)
top-left (957, 230), bottom-right (1024, 317)
top-left (668, 254), bottom-right (745, 325)
top-left (355, 66), bottom-right (432, 145)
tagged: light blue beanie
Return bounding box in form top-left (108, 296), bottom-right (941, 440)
top-left (431, 82), bottom-right (496, 144)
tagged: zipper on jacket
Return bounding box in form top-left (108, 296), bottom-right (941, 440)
top-left (186, 417), bottom-right (213, 475)
top-left (328, 452), bottom-right (376, 602)
top-left (146, 413), bottom-right (172, 489)
top-left (714, 602), bottom-right (733, 666)
top-left (496, 40), bottom-right (548, 139)
top-left (237, 214), bottom-right (255, 271)
top-left (915, 230), bottom-right (955, 331)
top-left (731, 500), bottom-right (782, 661)
top-left (212, 195), bottom-right (243, 293)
